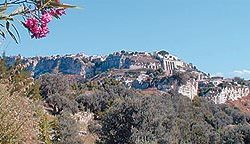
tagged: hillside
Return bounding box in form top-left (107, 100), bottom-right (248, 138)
top-left (227, 94), bottom-right (250, 114)
top-left (1, 53), bottom-right (250, 143)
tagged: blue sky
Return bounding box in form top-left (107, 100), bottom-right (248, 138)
top-left (1, 0), bottom-right (250, 79)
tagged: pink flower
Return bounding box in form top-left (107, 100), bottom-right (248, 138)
top-left (24, 17), bottom-right (50, 39)
top-left (55, 9), bottom-right (66, 16)
top-left (49, 9), bottom-right (56, 16)
top-left (39, 25), bottom-right (49, 37)
top-left (31, 25), bottom-right (40, 34)
top-left (24, 17), bottom-right (38, 28)
top-left (24, 8), bottom-right (66, 39)
top-left (50, 8), bottom-right (66, 16)
top-left (32, 25), bottom-right (50, 39)
top-left (41, 12), bottom-right (52, 24)
top-left (32, 26), bottom-right (49, 39)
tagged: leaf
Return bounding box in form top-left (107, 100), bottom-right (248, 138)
top-left (6, 21), bottom-right (9, 30)
top-left (0, 1), bottom-right (8, 13)
top-left (0, 5), bottom-right (7, 13)
top-left (0, 29), bottom-right (6, 39)
top-left (11, 24), bottom-right (20, 42)
top-left (53, 14), bottom-right (61, 19)
top-left (8, 30), bottom-right (18, 44)
top-left (9, 6), bottom-right (26, 17)
top-left (50, 2), bottom-right (78, 9)
top-left (6, 21), bottom-right (18, 44)
top-left (0, 15), bottom-right (13, 21)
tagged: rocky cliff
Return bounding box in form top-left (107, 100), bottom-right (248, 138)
top-left (3, 50), bottom-right (249, 104)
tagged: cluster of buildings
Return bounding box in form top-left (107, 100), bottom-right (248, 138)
top-left (92, 50), bottom-right (193, 76)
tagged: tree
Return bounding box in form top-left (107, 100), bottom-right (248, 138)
top-left (46, 93), bottom-right (79, 115)
top-left (56, 112), bottom-right (83, 144)
top-left (37, 108), bottom-right (58, 144)
top-left (38, 74), bottom-right (73, 99)
top-left (0, 62), bottom-right (41, 143)
top-left (90, 81), bottom-right (250, 144)
top-left (0, 57), bottom-right (7, 78)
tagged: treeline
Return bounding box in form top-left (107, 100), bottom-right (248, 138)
top-left (1, 58), bottom-right (250, 144)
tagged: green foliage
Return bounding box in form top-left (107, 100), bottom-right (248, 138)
top-left (37, 109), bottom-right (58, 144)
top-left (27, 81), bottom-right (42, 101)
top-left (158, 50), bottom-right (169, 56)
top-left (46, 93), bottom-right (79, 115)
top-left (0, 58), bottom-right (7, 78)
top-left (39, 74), bottom-right (73, 99)
top-left (192, 96), bottom-right (202, 107)
top-left (2, 62), bottom-right (250, 144)
top-left (0, 61), bottom-right (58, 143)
top-left (76, 79), bottom-right (135, 117)
top-left (56, 112), bottom-right (83, 144)
top-left (0, 72), bottom-right (39, 143)
top-left (76, 81), bottom-right (250, 144)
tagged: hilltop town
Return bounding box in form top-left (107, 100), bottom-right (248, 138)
top-left (4, 50), bottom-right (250, 104)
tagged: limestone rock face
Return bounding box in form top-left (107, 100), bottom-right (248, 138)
top-left (19, 55), bottom-right (91, 77)
top-left (207, 86), bottom-right (250, 104)
top-left (59, 57), bottom-right (86, 75)
top-left (178, 80), bottom-right (198, 100)
top-left (199, 79), bottom-right (250, 104)
top-left (5, 51), bottom-right (195, 79)
top-left (34, 57), bottom-right (59, 76)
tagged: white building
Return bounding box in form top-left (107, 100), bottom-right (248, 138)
top-left (154, 51), bottom-right (185, 75)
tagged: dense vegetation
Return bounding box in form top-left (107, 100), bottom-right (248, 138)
top-left (0, 58), bottom-right (55, 143)
top-left (76, 80), bottom-right (250, 144)
top-left (1, 58), bottom-right (250, 144)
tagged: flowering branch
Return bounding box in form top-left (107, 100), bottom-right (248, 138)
top-left (0, 0), bottom-right (76, 43)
